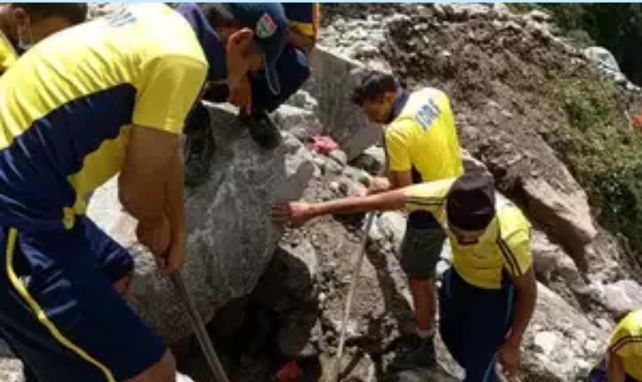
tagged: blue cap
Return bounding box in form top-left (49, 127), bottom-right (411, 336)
top-left (228, 3), bottom-right (287, 95)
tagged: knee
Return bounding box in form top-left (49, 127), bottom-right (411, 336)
top-left (125, 350), bottom-right (176, 382)
top-left (290, 49), bottom-right (311, 84)
top-left (278, 47), bottom-right (311, 88)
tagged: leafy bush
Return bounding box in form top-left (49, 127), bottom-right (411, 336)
top-left (554, 79), bottom-right (642, 251)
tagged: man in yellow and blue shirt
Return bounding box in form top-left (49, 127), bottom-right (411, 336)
top-left (589, 309), bottom-right (642, 382)
top-left (350, 71), bottom-right (463, 368)
top-left (0, 3), bottom-right (287, 382)
top-left (272, 170), bottom-right (538, 381)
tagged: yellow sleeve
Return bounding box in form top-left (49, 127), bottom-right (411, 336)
top-left (403, 179), bottom-right (456, 216)
top-left (385, 120), bottom-right (414, 173)
top-left (500, 228), bottom-right (533, 277)
top-left (132, 54), bottom-right (207, 134)
top-left (609, 312), bottom-right (642, 358)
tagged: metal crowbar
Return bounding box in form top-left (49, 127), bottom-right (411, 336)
top-left (170, 272), bottom-right (231, 382)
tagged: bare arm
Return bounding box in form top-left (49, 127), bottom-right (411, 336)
top-left (388, 170), bottom-right (413, 190)
top-left (272, 189), bottom-right (407, 227)
top-left (119, 126), bottom-right (178, 256)
top-left (161, 148), bottom-right (186, 275)
top-left (507, 267), bottom-right (538, 348)
top-left (607, 351), bottom-right (626, 382)
top-left (497, 266), bottom-right (537, 374)
top-left (367, 170), bottom-right (412, 195)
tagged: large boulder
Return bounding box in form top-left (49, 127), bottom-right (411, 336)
top-left (522, 284), bottom-right (608, 382)
top-left (584, 46), bottom-right (621, 75)
top-left (87, 103), bottom-right (314, 343)
top-left (304, 46), bottom-right (382, 161)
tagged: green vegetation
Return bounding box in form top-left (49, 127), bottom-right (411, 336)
top-left (510, 4), bottom-right (642, 86)
top-left (553, 79), bottom-right (642, 251)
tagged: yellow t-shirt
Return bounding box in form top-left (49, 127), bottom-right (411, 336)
top-left (0, 4), bottom-right (207, 230)
top-left (609, 310), bottom-right (642, 380)
top-left (404, 179), bottom-right (533, 289)
top-left (0, 30), bottom-right (17, 75)
top-left (385, 88), bottom-right (463, 182)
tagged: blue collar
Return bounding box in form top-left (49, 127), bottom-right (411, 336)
top-left (387, 88), bottom-right (409, 123)
top-left (176, 3), bottom-right (227, 81)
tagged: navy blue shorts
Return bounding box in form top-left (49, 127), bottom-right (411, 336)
top-left (0, 217), bottom-right (166, 382)
top-left (439, 268), bottom-right (515, 382)
top-left (588, 359), bottom-right (639, 382)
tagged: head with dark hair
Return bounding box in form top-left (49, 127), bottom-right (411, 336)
top-left (351, 71), bottom-right (402, 124)
top-left (1, 3), bottom-right (87, 52)
top-left (16, 3), bottom-right (87, 25)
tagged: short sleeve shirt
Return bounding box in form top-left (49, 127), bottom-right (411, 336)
top-left (0, 4), bottom-right (207, 230)
top-left (385, 88), bottom-right (463, 182)
top-left (609, 310), bottom-right (642, 380)
top-left (404, 179), bottom-right (533, 289)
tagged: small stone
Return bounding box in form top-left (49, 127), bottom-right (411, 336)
top-left (328, 149), bottom-right (348, 167)
top-left (533, 331), bottom-right (560, 357)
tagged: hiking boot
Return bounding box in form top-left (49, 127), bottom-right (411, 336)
top-left (184, 103), bottom-right (215, 187)
top-left (388, 335), bottom-right (437, 371)
top-left (239, 111), bottom-right (282, 150)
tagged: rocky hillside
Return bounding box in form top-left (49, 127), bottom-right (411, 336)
top-left (2, 3), bottom-right (642, 382)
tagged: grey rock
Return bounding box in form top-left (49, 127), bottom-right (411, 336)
top-left (304, 46), bottom-right (381, 160)
top-left (0, 358), bottom-right (23, 382)
top-left (284, 90), bottom-right (320, 113)
top-left (272, 104), bottom-right (324, 141)
top-left (528, 9), bottom-right (552, 22)
top-left (328, 149), bottom-right (348, 167)
top-left (584, 46), bottom-right (621, 74)
top-left (601, 280), bottom-right (642, 316)
top-left (522, 284), bottom-right (608, 382)
top-left (522, 176), bottom-right (597, 255)
top-left (87, 104), bottom-right (314, 343)
top-left (351, 145), bottom-right (386, 175)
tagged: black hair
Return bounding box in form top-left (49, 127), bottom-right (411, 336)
top-left (351, 71), bottom-right (400, 106)
top-left (198, 3), bottom-right (239, 29)
top-left (16, 3), bottom-right (88, 25)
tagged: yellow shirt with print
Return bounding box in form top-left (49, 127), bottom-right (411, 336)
top-left (385, 88), bottom-right (463, 182)
top-left (609, 310), bottom-right (642, 380)
top-left (404, 179), bottom-right (533, 289)
top-left (0, 31), bottom-right (17, 75)
top-left (0, 4), bottom-right (207, 230)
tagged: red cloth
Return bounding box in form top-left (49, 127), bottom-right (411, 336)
top-left (310, 135), bottom-right (339, 155)
top-left (274, 361), bottom-right (303, 381)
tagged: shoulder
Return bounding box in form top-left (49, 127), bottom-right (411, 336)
top-left (498, 204), bottom-right (531, 244)
top-left (117, 4), bottom-right (206, 65)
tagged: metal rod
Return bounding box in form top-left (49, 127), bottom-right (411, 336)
top-left (331, 212), bottom-right (377, 382)
top-left (170, 272), bottom-right (231, 382)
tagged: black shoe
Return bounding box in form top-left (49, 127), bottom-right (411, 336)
top-left (184, 102), bottom-right (215, 187)
top-left (389, 335), bottom-right (437, 371)
top-left (240, 111), bottom-right (282, 150)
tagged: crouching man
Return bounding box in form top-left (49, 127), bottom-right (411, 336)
top-left (272, 171), bottom-right (538, 381)
top-left (589, 309), bottom-right (642, 382)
